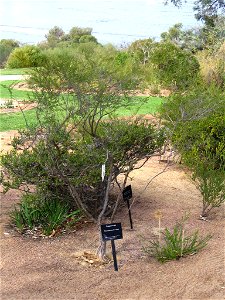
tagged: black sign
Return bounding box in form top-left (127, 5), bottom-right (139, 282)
top-left (122, 185), bottom-right (132, 201)
top-left (122, 185), bottom-right (133, 229)
top-left (101, 223), bottom-right (123, 241)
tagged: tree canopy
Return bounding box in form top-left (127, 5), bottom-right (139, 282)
top-left (39, 26), bottom-right (99, 49)
top-left (166, 0), bottom-right (225, 26)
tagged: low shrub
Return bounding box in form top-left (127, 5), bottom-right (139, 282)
top-left (7, 45), bottom-right (46, 69)
top-left (193, 167), bottom-right (225, 217)
top-left (10, 193), bottom-right (81, 235)
top-left (142, 217), bottom-right (211, 263)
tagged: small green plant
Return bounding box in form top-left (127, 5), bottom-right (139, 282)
top-left (10, 194), bottom-right (40, 230)
top-left (149, 84), bottom-right (160, 95)
top-left (40, 200), bottom-right (81, 235)
top-left (4, 99), bottom-right (14, 108)
top-left (10, 193), bottom-right (81, 235)
top-left (142, 216), bottom-right (211, 263)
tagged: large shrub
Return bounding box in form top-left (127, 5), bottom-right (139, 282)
top-left (1, 47), bottom-right (165, 224)
top-left (6, 45), bottom-right (46, 68)
top-left (173, 113), bottom-right (225, 217)
top-left (150, 42), bottom-right (200, 90)
top-left (196, 42), bottom-right (225, 88)
top-left (160, 85), bottom-right (225, 216)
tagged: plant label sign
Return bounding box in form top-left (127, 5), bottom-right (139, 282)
top-left (122, 185), bottom-right (133, 229)
top-left (101, 223), bottom-right (123, 241)
top-left (122, 185), bottom-right (132, 200)
top-left (101, 223), bottom-right (123, 271)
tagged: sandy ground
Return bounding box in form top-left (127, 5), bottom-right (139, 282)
top-left (0, 144), bottom-right (224, 299)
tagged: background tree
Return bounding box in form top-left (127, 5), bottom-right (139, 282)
top-left (0, 39), bottom-right (20, 67)
top-left (40, 26), bottom-right (99, 49)
top-left (161, 23), bottom-right (205, 52)
top-left (165, 0), bottom-right (225, 26)
top-left (45, 26), bottom-right (65, 48)
top-left (161, 16), bottom-right (225, 53)
top-left (150, 42), bottom-right (200, 90)
top-left (128, 38), bottom-right (155, 65)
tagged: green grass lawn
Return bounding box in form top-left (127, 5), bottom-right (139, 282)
top-left (0, 68), bottom-right (32, 75)
top-left (0, 80), bottom-right (32, 100)
top-left (0, 109), bottom-right (38, 131)
top-left (0, 96), bottom-right (163, 132)
top-left (116, 96), bottom-right (163, 116)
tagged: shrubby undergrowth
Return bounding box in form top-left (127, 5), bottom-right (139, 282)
top-left (1, 47), bottom-right (165, 238)
top-left (160, 84), bottom-right (225, 217)
top-left (11, 193), bottom-right (81, 235)
top-left (142, 216), bottom-right (211, 263)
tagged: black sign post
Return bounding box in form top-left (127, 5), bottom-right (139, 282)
top-left (122, 185), bottom-right (133, 229)
top-left (101, 223), bottom-right (123, 271)
top-left (111, 240), bottom-right (118, 271)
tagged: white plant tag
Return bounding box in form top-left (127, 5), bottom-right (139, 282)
top-left (101, 164), bottom-right (106, 181)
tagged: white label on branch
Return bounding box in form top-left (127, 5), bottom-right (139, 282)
top-left (101, 164), bottom-right (106, 181)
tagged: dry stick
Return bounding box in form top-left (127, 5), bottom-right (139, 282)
top-left (181, 228), bottom-right (185, 257)
top-left (158, 216), bottom-right (161, 246)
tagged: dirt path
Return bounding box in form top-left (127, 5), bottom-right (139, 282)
top-left (1, 155), bottom-right (224, 300)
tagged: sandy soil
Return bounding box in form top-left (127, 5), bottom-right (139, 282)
top-left (1, 133), bottom-right (224, 300)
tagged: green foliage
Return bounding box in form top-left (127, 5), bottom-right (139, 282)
top-left (41, 26), bottom-right (98, 49)
top-left (142, 217), bottom-right (211, 263)
top-left (167, 0), bottom-right (225, 26)
top-left (193, 168), bottom-right (225, 217)
top-left (160, 85), bottom-right (225, 216)
top-left (128, 38), bottom-right (155, 65)
top-left (0, 39), bottom-right (19, 67)
top-left (1, 46), bottom-right (165, 222)
top-left (45, 26), bottom-right (65, 48)
top-left (150, 42), bottom-right (200, 89)
top-left (172, 113), bottom-right (225, 169)
top-left (6, 45), bottom-right (46, 69)
top-left (161, 23), bottom-right (184, 46)
top-left (161, 23), bottom-right (204, 52)
top-left (197, 42), bottom-right (225, 88)
top-left (180, 114), bottom-right (225, 217)
top-left (79, 35), bottom-right (98, 44)
top-left (160, 84), bottom-right (225, 125)
top-left (160, 17), bottom-right (225, 53)
top-left (69, 27), bottom-right (92, 38)
top-left (10, 193), bottom-right (81, 235)
top-left (1, 118), bottom-right (164, 219)
top-left (193, 0), bottom-right (225, 26)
